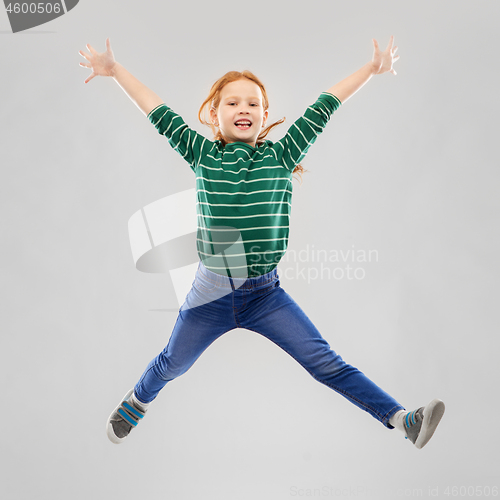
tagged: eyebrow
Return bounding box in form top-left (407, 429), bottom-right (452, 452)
top-left (223, 96), bottom-right (261, 101)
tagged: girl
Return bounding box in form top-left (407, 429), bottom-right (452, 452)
top-left (79, 37), bottom-right (445, 449)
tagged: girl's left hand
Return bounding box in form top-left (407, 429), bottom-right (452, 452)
top-left (371, 36), bottom-right (400, 76)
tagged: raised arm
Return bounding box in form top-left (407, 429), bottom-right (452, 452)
top-left (79, 38), bottom-right (164, 116)
top-left (327, 36), bottom-right (400, 104)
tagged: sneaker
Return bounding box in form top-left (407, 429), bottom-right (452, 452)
top-left (404, 398), bottom-right (445, 449)
top-left (106, 389), bottom-right (147, 444)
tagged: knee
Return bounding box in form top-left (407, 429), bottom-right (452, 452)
top-left (152, 355), bottom-right (190, 382)
top-left (312, 350), bottom-right (348, 378)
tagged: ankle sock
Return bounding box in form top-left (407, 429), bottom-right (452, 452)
top-left (130, 392), bottom-right (150, 412)
top-left (389, 410), bottom-right (408, 433)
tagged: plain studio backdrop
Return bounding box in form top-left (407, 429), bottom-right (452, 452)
top-left (1, 1), bottom-right (498, 499)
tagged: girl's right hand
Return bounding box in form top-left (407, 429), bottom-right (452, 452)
top-left (79, 38), bottom-right (116, 84)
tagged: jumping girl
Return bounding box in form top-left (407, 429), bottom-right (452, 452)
top-left (78, 36), bottom-right (445, 449)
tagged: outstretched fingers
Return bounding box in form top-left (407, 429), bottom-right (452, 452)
top-left (84, 72), bottom-right (96, 84)
top-left (78, 48), bottom-right (93, 82)
top-left (79, 49), bottom-right (90, 61)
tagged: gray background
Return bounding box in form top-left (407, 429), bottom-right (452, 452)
top-left (1, 0), bottom-right (499, 499)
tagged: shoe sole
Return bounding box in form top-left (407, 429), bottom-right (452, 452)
top-left (106, 388), bottom-right (134, 444)
top-left (414, 399), bottom-right (445, 449)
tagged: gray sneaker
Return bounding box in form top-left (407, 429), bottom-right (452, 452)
top-left (106, 389), bottom-right (147, 444)
top-left (404, 398), bottom-right (445, 449)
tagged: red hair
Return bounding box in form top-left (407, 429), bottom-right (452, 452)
top-left (198, 70), bottom-right (307, 183)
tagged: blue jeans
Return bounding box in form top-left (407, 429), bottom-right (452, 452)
top-left (134, 261), bottom-right (404, 428)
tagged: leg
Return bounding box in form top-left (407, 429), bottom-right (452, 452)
top-left (107, 271), bottom-right (238, 443)
top-left (240, 283), bottom-right (404, 427)
top-left (134, 281), bottom-right (237, 403)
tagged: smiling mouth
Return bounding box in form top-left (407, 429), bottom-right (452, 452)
top-left (235, 120), bottom-right (252, 129)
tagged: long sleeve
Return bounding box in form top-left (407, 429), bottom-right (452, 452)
top-left (147, 104), bottom-right (215, 172)
top-left (272, 92), bottom-right (341, 172)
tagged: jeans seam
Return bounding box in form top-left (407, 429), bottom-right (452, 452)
top-left (232, 290), bottom-right (241, 328)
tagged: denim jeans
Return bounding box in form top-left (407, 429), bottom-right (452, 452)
top-left (134, 261), bottom-right (404, 428)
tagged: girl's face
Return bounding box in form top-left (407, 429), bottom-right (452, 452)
top-left (210, 79), bottom-right (269, 147)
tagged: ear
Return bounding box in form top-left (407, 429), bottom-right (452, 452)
top-left (262, 109), bottom-right (269, 128)
top-left (209, 107), bottom-right (218, 126)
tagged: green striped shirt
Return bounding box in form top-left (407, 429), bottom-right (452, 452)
top-left (148, 92), bottom-right (341, 278)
